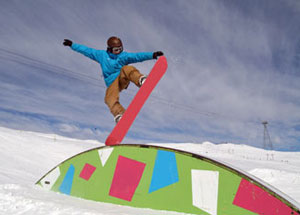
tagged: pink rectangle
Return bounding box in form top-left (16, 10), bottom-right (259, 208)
top-left (79, 163), bottom-right (96, 181)
top-left (233, 178), bottom-right (298, 215)
top-left (109, 156), bottom-right (146, 201)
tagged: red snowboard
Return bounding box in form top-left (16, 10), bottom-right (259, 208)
top-left (105, 56), bottom-right (168, 146)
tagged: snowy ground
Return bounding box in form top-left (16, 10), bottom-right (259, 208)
top-left (0, 126), bottom-right (299, 214)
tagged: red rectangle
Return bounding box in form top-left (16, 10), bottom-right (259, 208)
top-left (233, 178), bottom-right (298, 214)
top-left (79, 163), bottom-right (96, 181)
top-left (109, 156), bottom-right (146, 201)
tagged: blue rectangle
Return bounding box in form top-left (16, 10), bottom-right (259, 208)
top-left (59, 164), bottom-right (75, 195)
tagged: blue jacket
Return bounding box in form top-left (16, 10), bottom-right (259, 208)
top-left (71, 43), bottom-right (154, 87)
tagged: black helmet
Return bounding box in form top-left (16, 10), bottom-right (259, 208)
top-left (107, 36), bottom-right (123, 53)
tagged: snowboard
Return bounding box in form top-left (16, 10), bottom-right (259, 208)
top-left (105, 56), bottom-right (168, 146)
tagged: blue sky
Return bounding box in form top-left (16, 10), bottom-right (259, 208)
top-left (0, 0), bottom-right (300, 150)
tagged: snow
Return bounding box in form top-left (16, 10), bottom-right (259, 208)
top-left (0, 126), bottom-right (300, 214)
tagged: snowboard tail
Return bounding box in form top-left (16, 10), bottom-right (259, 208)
top-left (105, 56), bottom-right (168, 146)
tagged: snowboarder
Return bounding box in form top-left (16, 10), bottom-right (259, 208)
top-left (63, 37), bottom-right (163, 123)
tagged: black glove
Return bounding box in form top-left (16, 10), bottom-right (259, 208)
top-left (153, 51), bottom-right (164, 59)
top-left (63, 39), bottom-right (73, 47)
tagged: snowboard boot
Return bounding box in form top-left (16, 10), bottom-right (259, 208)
top-left (139, 75), bottom-right (147, 86)
top-left (114, 114), bottom-right (122, 124)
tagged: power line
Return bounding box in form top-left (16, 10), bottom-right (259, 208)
top-left (0, 47), bottom-right (262, 126)
top-left (0, 47), bottom-right (106, 88)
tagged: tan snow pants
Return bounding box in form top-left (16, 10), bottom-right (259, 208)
top-left (104, 65), bottom-right (144, 117)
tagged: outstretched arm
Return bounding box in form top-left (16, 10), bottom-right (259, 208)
top-left (124, 51), bottom-right (164, 64)
top-left (63, 39), bottom-right (100, 62)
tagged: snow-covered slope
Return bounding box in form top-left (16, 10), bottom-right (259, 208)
top-left (0, 126), bottom-right (299, 214)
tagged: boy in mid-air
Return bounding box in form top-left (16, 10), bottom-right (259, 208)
top-left (63, 36), bottom-right (163, 123)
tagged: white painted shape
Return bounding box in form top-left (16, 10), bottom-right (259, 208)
top-left (40, 167), bottom-right (60, 190)
top-left (98, 148), bottom-right (114, 166)
top-left (191, 169), bottom-right (219, 215)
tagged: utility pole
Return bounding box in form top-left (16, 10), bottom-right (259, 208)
top-left (262, 121), bottom-right (273, 150)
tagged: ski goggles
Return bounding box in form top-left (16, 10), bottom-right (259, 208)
top-left (110, 46), bottom-right (123, 53)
